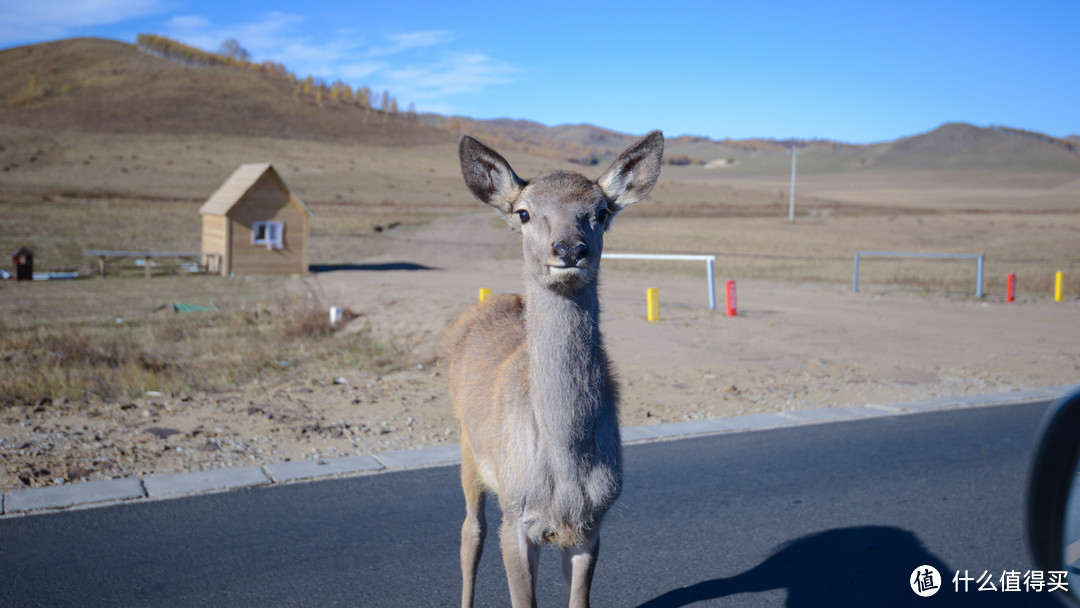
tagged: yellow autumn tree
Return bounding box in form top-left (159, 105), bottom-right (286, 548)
top-left (356, 86), bottom-right (371, 109)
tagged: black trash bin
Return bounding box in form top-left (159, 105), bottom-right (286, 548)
top-left (11, 246), bottom-right (33, 281)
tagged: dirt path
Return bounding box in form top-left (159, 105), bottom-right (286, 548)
top-left (2, 213), bottom-right (1078, 490)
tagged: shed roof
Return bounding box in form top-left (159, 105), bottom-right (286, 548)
top-left (198, 163), bottom-right (312, 217)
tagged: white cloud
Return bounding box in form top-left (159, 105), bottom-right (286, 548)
top-left (226, 11), bottom-right (306, 50)
top-left (366, 30), bottom-right (455, 57)
top-left (162, 15), bottom-right (516, 110)
top-left (379, 52), bottom-right (517, 102)
top-left (0, 0), bottom-right (164, 46)
top-left (163, 11), bottom-right (357, 77)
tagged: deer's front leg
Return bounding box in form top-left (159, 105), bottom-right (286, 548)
top-left (562, 530), bottom-right (600, 608)
top-left (500, 517), bottom-right (541, 608)
top-left (459, 445), bottom-right (487, 608)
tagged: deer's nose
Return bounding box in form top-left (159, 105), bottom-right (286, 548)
top-left (553, 241), bottom-right (588, 266)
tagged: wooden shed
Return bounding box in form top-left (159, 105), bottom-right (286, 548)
top-left (199, 163), bottom-right (312, 276)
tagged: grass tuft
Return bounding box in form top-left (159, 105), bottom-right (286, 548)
top-left (0, 277), bottom-right (394, 408)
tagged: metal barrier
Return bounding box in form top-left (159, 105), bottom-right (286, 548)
top-left (602, 253), bottom-right (716, 309)
top-left (854, 251), bottom-right (984, 298)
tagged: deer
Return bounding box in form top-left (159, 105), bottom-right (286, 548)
top-left (442, 130), bottom-right (664, 607)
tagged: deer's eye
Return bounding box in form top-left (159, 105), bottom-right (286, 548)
top-left (596, 208), bottom-right (610, 223)
top-left (517, 210), bottom-right (530, 224)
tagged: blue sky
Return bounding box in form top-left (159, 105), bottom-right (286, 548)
top-left (1, 0), bottom-right (1076, 143)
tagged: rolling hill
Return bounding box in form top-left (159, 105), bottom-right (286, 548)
top-left (0, 32), bottom-right (1077, 228)
top-left (864, 122), bottom-right (1080, 171)
top-left (2, 37), bottom-right (1078, 177)
top-left (0, 37), bottom-right (451, 146)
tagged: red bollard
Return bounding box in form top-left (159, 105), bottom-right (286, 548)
top-left (1006, 273), bottom-right (1016, 303)
top-left (726, 280), bottom-right (737, 317)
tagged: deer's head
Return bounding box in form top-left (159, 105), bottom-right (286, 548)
top-left (460, 131), bottom-right (664, 292)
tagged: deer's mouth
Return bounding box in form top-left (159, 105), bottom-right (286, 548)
top-left (547, 263), bottom-right (588, 282)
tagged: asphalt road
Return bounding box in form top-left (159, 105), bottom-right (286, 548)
top-left (0, 401), bottom-right (1063, 607)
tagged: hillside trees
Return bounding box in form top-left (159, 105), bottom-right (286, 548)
top-left (138, 34), bottom-right (233, 68)
top-left (135, 33), bottom-right (416, 121)
top-left (261, 60), bottom-right (289, 79)
top-left (355, 86), bottom-right (371, 109)
top-left (217, 38), bottom-right (252, 62)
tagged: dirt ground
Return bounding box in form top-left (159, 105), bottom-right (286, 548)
top-left (2, 213), bottom-right (1078, 491)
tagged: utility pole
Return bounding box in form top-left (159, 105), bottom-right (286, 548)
top-left (789, 145), bottom-right (797, 223)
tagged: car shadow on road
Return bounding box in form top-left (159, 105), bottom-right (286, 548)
top-left (635, 525), bottom-right (1060, 607)
top-left (309, 262), bottom-right (438, 272)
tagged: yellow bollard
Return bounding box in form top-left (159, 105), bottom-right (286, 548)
top-left (479, 288), bottom-right (492, 303)
top-left (647, 288), bottom-right (659, 322)
top-left (1055, 272), bottom-right (1064, 303)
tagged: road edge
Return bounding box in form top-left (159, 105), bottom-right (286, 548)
top-left (2, 384), bottom-right (1074, 518)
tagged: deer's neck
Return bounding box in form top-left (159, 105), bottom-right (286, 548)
top-left (524, 281), bottom-right (608, 443)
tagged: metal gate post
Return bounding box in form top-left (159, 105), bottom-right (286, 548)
top-left (976, 255), bottom-right (984, 299)
top-left (706, 258), bottom-right (716, 309)
top-left (853, 253), bottom-right (861, 292)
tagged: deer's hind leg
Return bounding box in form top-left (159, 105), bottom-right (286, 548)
top-left (459, 437), bottom-right (487, 608)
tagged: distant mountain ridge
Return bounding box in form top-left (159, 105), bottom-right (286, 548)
top-left (1, 37), bottom-right (1077, 175)
top-left (426, 116), bottom-right (1078, 174)
top-left (861, 122), bottom-right (1080, 172)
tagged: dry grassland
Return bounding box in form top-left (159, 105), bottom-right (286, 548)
top-left (3, 138), bottom-right (1075, 410)
top-left (608, 212), bottom-right (1080, 295)
top-left (0, 126), bottom-right (1077, 490)
top-left (0, 275), bottom-right (402, 407)
top-left (0, 128), bottom-right (577, 271)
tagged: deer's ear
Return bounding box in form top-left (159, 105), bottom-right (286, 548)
top-left (459, 135), bottom-right (526, 219)
top-left (597, 130), bottom-right (664, 214)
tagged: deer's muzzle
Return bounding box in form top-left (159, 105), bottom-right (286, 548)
top-left (553, 241), bottom-right (588, 267)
